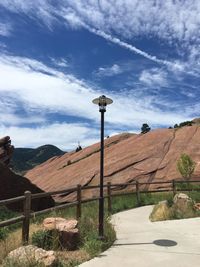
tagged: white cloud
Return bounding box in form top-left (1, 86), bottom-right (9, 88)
top-left (139, 68), bottom-right (168, 87)
top-left (62, 1), bottom-right (200, 46)
top-left (1, 1), bottom-right (200, 73)
top-left (0, 22), bottom-right (12, 36)
top-left (0, 113), bottom-right (45, 126)
top-left (0, 54), bottom-right (100, 120)
top-left (51, 58), bottom-right (68, 68)
top-left (0, 122), bottom-right (99, 149)
top-left (95, 64), bottom-right (123, 77)
top-left (0, 54), bottom-right (195, 148)
top-left (85, 25), bottom-right (181, 69)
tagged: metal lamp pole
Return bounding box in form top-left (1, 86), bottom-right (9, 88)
top-left (92, 95), bottom-right (113, 239)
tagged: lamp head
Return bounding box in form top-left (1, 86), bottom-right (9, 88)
top-left (92, 95), bottom-right (113, 111)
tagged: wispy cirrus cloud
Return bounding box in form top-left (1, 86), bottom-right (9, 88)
top-left (63, 1), bottom-right (200, 46)
top-left (1, 1), bottom-right (200, 70)
top-left (0, 54), bottom-right (192, 128)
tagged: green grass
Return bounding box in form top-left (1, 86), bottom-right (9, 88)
top-left (0, 206), bottom-right (21, 241)
top-left (111, 192), bottom-right (174, 214)
top-left (175, 182), bottom-right (200, 201)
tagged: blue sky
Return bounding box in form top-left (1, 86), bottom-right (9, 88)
top-left (0, 0), bottom-right (200, 150)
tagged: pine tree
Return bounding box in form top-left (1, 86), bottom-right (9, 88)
top-left (141, 123), bottom-right (151, 134)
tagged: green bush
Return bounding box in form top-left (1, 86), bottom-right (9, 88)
top-left (32, 229), bottom-right (60, 250)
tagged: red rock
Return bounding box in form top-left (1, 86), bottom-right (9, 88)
top-left (43, 217), bottom-right (77, 231)
top-left (25, 127), bottom-right (200, 202)
top-left (194, 203), bottom-right (200, 210)
top-left (0, 136), bottom-right (55, 211)
top-left (43, 217), bottom-right (79, 250)
top-left (59, 228), bottom-right (80, 250)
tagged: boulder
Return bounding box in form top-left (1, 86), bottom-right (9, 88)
top-left (149, 200), bottom-right (172, 222)
top-left (194, 203), bottom-right (200, 210)
top-left (4, 245), bottom-right (56, 267)
top-left (173, 193), bottom-right (195, 218)
top-left (59, 228), bottom-right (80, 250)
top-left (150, 193), bottom-right (197, 222)
top-left (173, 193), bottom-right (193, 212)
top-left (43, 217), bottom-right (79, 250)
top-left (43, 218), bottom-right (78, 231)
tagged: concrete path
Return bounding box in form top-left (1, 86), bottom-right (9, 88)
top-left (80, 205), bottom-right (200, 267)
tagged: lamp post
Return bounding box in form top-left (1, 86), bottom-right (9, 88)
top-left (92, 95), bottom-right (113, 239)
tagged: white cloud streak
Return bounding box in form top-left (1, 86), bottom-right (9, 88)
top-left (87, 26), bottom-right (174, 67)
top-left (0, 22), bottom-right (12, 36)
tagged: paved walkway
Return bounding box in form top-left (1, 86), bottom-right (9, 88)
top-left (80, 205), bottom-right (200, 267)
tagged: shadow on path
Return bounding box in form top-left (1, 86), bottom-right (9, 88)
top-left (114, 239), bottom-right (177, 247)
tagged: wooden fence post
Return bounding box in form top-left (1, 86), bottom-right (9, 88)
top-left (107, 182), bottom-right (112, 214)
top-left (76, 184), bottom-right (82, 219)
top-left (172, 180), bottom-right (176, 197)
top-left (22, 191), bottom-right (31, 245)
top-left (136, 181), bottom-right (141, 206)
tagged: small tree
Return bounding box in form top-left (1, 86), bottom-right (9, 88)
top-left (177, 154), bottom-right (196, 186)
top-left (75, 141), bottom-right (82, 152)
top-left (141, 123), bottom-right (151, 134)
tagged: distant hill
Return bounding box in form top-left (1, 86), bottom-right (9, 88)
top-left (11, 145), bottom-right (65, 174)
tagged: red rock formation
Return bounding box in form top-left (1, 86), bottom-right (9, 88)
top-left (25, 127), bottom-right (200, 202)
top-left (0, 136), bottom-right (55, 211)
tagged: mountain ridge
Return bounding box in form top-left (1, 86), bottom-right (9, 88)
top-left (11, 144), bottom-right (65, 174)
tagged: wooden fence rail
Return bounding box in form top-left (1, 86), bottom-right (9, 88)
top-left (0, 179), bottom-right (200, 244)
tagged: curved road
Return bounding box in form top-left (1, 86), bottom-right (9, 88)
top-left (80, 205), bottom-right (200, 267)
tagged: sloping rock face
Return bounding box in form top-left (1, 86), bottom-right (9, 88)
top-left (0, 136), bottom-right (55, 211)
top-left (25, 127), bottom-right (200, 202)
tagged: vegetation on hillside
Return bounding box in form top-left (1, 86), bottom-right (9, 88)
top-left (141, 123), bottom-right (151, 134)
top-left (11, 145), bottom-right (65, 174)
top-left (173, 120), bottom-right (193, 129)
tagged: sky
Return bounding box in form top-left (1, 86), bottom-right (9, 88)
top-left (0, 0), bottom-right (200, 150)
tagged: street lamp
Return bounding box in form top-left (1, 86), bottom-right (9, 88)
top-left (92, 95), bottom-right (113, 239)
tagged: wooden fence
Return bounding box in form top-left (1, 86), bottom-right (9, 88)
top-left (0, 179), bottom-right (200, 245)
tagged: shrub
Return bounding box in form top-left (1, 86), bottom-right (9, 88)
top-left (177, 153), bottom-right (196, 183)
top-left (32, 229), bottom-right (60, 250)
